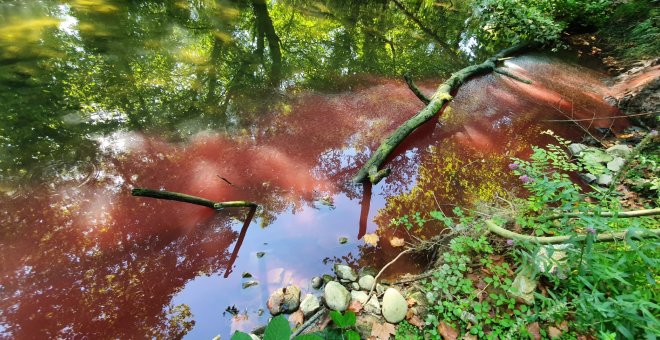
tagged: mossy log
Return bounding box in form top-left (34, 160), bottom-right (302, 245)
top-left (353, 44), bottom-right (529, 184)
top-left (485, 219), bottom-right (660, 244)
top-left (132, 188), bottom-right (257, 210)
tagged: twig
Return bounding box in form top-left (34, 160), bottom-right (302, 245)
top-left (542, 112), bottom-right (655, 122)
top-left (404, 73), bottom-right (431, 104)
top-left (132, 188), bottom-right (257, 210)
top-left (391, 269), bottom-right (439, 284)
top-left (485, 219), bottom-right (660, 244)
top-left (217, 175), bottom-right (236, 187)
top-left (494, 68), bottom-right (533, 84)
top-left (368, 248), bottom-right (414, 298)
top-left (291, 307), bottom-right (327, 338)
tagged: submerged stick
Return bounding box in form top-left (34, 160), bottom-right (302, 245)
top-left (353, 43), bottom-right (529, 184)
top-left (494, 68), bottom-right (533, 84)
top-left (485, 220), bottom-right (660, 244)
top-left (132, 188), bottom-right (257, 209)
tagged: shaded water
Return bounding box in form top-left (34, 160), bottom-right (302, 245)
top-left (0, 1), bottom-right (628, 339)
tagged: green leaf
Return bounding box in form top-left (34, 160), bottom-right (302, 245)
top-left (346, 330), bottom-right (360, 340)
top-left (343, 311), bottom-right (356, 327)
top-left (231, 331), bottom-right (253, 340)
top-left (264, 315), bottom-right (292, 340)
top-left (329, 310), bottom-right (346, 328)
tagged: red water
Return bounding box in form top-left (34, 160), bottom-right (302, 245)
top-left (0, 55), bottom-right (628, 338)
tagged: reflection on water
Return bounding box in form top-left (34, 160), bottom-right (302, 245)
top-left (0, 0), bottom-right (629, 338)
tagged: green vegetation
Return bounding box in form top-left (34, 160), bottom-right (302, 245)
top-left (402, 131), bottom-right (660, 339)
top-left (231, 311), bottom-right (358, 340)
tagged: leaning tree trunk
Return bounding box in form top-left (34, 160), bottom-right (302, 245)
top-left (353, 43), bottom-right (529, 184)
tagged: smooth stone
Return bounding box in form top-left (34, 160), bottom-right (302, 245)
top-left (358, 275), bottom-right (375, 290)
top-left (324, 281), bottom-right (351, 311)
top-left (606, 144), bottom-right (632, 157)
top-left (242, 280), bottom-right (259, 289)
top-left (339, 236), bottom-right (348, 244)
top-left (351, 282), bottom-right (360, 290)
top-left (322, 274), bottom-right (334, 283)
top-left (607, 157), bottom-right (625, 172)
top-left (568, 143), bottom-right (588, 156)
top-left (376, 283), bottom-right (385, 295)
top-left (579, 173), bottom-right (597, 183)
top-left (334, 264), bottom-right (358, 282)
top-left (242, 272), bottom-right (252, 278)
top-left (311, 276), bottom-right (323, 289)
top-left (508, 271), bottom-right (537, 305)
top-left (381, 288), bottom-right (408, 323)
top-left (267, 285), bottom-right (300, 315)
top-left (300, 294), bottom-right (320, 317)
top-left (364, 295), bottom-right (381, 315)
top-left (597, 173), bottom-right (613, 186)
top-left (256, 252), bottom-right (265, 258)
top-left (350, 290), bottom-right (369, 304)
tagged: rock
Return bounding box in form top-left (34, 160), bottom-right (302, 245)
top-left (358, 275), bottom-right (375, 290)
top-left (311, 276), bottom-right (323, 289)
top-left (324, 281), bottom-right (351, 311)
top-left (381, 288), bottom-right (408, 323)
top-left (299, 294), bottom-right (320, 317)
top-left (535, 245), bottom-right (572, 280)
top-left (256, 252), bottom-right (265, 258)
top-left (267, 285), bottom-right (301, 315)
top-left (364, 295), bottom-right (381, 315)
top-left (606, 144), bottom-right (632, 157)
top-left (579, 173), bottom-right (597, 183)
top-left (242, 280), bottom-right (259, 289)
top-left (354, 314), bottom-right (381, 339)
top-left (242, 272), bottom-right (252, 278)
top-left (322, 274), bottom-right (334, 283)
top-left (333, 264), bottom-right (358, 282)
top-left (508, 270), bottom-right (537, 305)
top-left (567, 143), bottom-right (588, 156)
top-left (339, 236), bottom-right (348, 244)
top-left (597, 173), bottom-right (613, 186)
top-left (376, 283), bottom-right (385, 295)
top-left (607, 157), bottom-right (625, 172)
top-left (351, 282), bottom-right (360, 290)
top-left (257, 309), bottom-right (264, 316)
top-left (350, 290), bottom-right (369, 304)
top-left (582, 148), bottom-right (614, 165)
top-left (407, 291), bottom-right (429, 318)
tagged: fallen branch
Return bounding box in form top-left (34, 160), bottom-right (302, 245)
top-left (485, 219), bottom-right (660, 244)
top-left (132, 188), bottom-right (257, 209)
top-left (543, 207), bottom-right (660, 221)
top-left (608, 131), bottom-right (658, 194)
top-left (494, 68), bottom-right (532, 84)
top-left (353, 43), bottom-right (529, 184)
top-left (404, 73), bottom-right (430, 104)
top-left (367, 248), bottom-right (414, 298)
top-left (291, 306), bottom-right (327, 338)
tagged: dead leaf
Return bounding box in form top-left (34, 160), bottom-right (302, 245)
top-left (364, 233), bottom-right (379, 246)
top-left (389, 236), bottom-right (405, 247)
top-left (407, 314), bottom-right (424, 328)
top-left (548, 326), bottom-right (562, 339)
top-left (559, 321), bottom-right (568, 331)
top-left (526, 322), bottom-right (541, 340)
top-left (370, 321), bottom-right (396, 340)
top-left (438, 321), bottom-right (458, 340)
top-left (289, 310), bottom-right (304, 327)
top-left (407, 297), bottom-right (417, 308)
top-left (348, 300), bottom-right (363, 314)
top-left (462, 335), bottom-right (477, 340)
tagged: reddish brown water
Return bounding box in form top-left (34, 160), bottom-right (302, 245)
top-left (0, 55), bottom-right (628, 338)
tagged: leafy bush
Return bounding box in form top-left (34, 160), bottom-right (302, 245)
top-left (417, 132), bottom-right (658, 339)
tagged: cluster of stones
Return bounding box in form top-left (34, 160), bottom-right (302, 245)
top-left (265, 264), bottom-right (415, 331)
top-left (568, 142), bottom-right (631, 186)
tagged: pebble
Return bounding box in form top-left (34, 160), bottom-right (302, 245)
top-left (350, 290), bottom-right (369, 304)
top-left (358, 275), bottom-right (375, 290)
top-left (334, 264), bottom-right (358, 282)
top-left (242, 280), bottom-right (258, 289)
top-left (324, 281), bottom-right (350, 311)
top-left (381, 288), bottom-right (407, 323)
top-left (351, 282), bottom-right (360, 291)
top-left (597, 173), bottom-right (613, 186)
top-left (607, 157), bottom-right (625, 172)
top-left (568, 143), bottom-right (588, 156)
top-left (300, 294), bottom-right (320, 317)
top-left (364, 295), bottom-right (381, 315)
top-left (311, 276), bottom-right (323, 289)
top-left (267, 285), bottom-right (301, 315)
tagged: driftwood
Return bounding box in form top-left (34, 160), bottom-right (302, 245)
top-left (131, 188), bottom-right (257, 209)
top-left (353, 43), bottom-right (530, 184)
